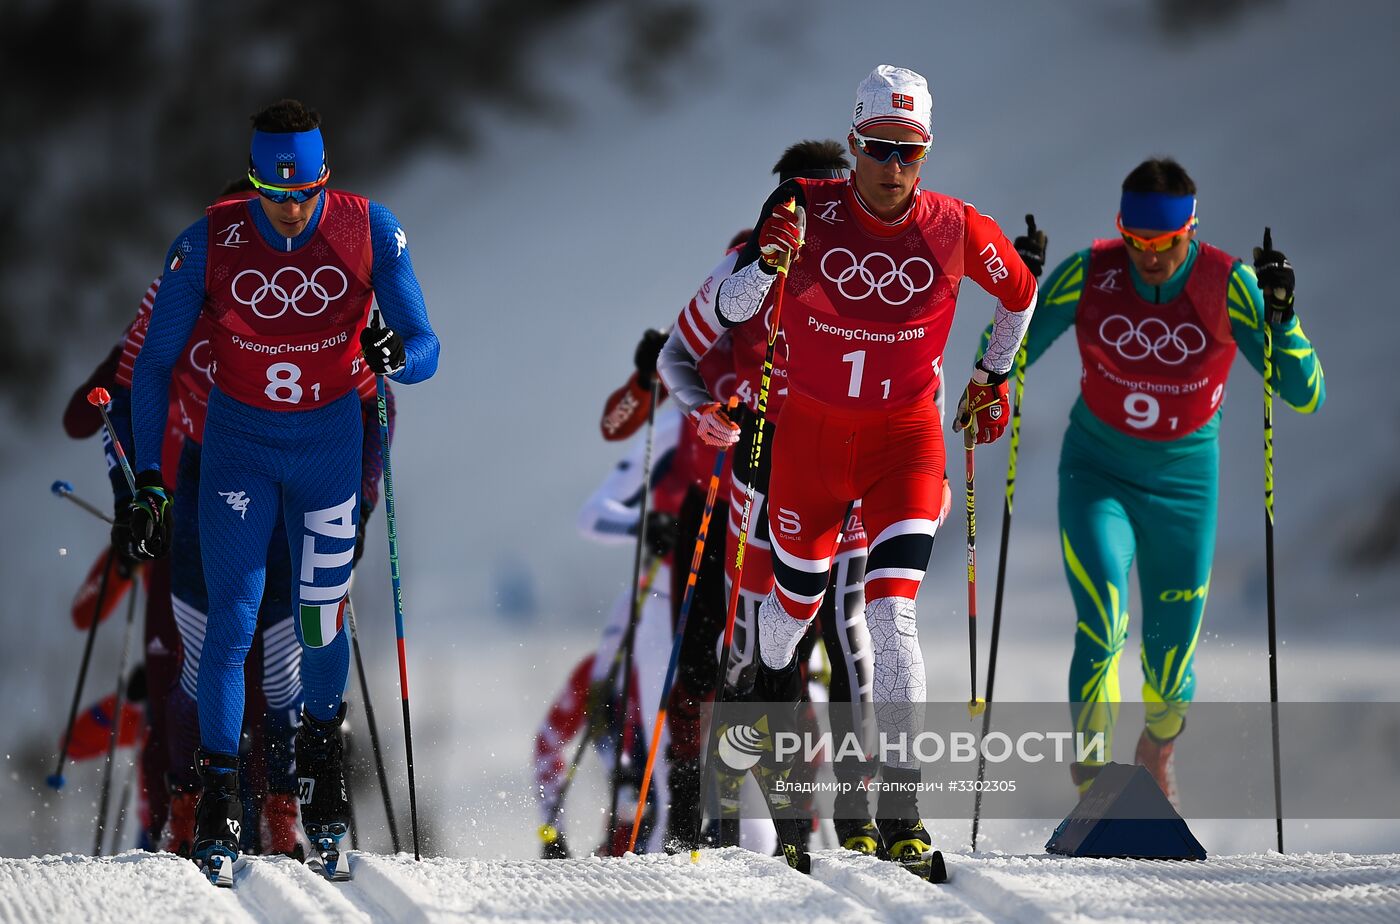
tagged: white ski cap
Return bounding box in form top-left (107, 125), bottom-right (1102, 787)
top-left (852, 64), bottom-right (932, 141)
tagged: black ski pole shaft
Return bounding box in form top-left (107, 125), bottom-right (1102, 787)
top-left (972, 347), bottom-right (1026, 852)
top-left (345, 595), bottom-right (401, 853)
top-left (94, 565), bottom-right (140, 855)
top-left (48, 548), bottom-right (117, 790)
top-left (376, 373), bottom-right (421, 860)
top-left (52, 481), bottom-right (114, 524)
top-left (1261, 226), bottom-right (1285, 853)
top-left (605, 377), bottom-right (660, 853)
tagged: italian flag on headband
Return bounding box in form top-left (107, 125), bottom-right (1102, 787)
top-left (300, 597), bottom-right (346, 648)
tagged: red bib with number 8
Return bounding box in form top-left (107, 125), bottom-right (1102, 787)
top-left (204, 191), bottom-right (375, 412)
top-left (1075, 239), bottom-right (1235, 441)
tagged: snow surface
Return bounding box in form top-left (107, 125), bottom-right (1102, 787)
top-left (2, 849), bottom-right (1399, 924)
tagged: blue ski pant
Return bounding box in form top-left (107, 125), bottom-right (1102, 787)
top-left (168, 437), bottom-right (300, 790)
top-left (196, 388), bottom-right (359, 757)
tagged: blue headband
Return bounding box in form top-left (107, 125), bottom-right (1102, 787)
top-left (1119, 190), bottom-right (1195, 232)
top-left (249, 128), bottom-right (327, 187)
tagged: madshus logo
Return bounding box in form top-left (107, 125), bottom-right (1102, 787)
top-left (717, 722), bottom-right (767, 771)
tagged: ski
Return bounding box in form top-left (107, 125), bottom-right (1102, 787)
top-left (306, 840), bottom-right (353, 881)
top-left (889, 848), bottom-right (948, 883)
top-left (197, 851), bottom-right (240, 889)
top-left (748, 761), bottom-right (812, 875)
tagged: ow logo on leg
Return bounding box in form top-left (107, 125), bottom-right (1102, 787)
top-left (299, 495), bottom-right (356, 649)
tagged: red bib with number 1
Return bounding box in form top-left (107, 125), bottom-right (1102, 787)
top-left (1075, 239), bottom-right (1236, 440)
top-left (204, 191), bottom-right (375, 411)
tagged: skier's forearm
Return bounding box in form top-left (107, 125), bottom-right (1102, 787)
top-left (369, 203), bottom-right (439, 384)
top-left (656, 327), bottom-right (713, 418)
top-left (1228, 263), bottom-right (1326, 413)
top-left (979, 286), bottom-right (1038, 376)
top-left (132, 228), bottom-right (206, 473)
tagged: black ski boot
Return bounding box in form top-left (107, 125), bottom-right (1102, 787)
top-left (192, 750), bottom-right (242, 888)
top-left (876, 766), bottom-right (946, 882)
top-left (745, 658), bottom-right (811, 873)
top-left (833, 783), bottom-right (881, 855)
top-left (296, 705), bottom-right (352, 880)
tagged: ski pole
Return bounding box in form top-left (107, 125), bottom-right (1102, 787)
top-left (627, 409), bottom-right (735, 853)
top-left (1258, 226), bottom-right (1286, 853)
top-left (94, 566), bottom-right (140, 855)
top-left (344, 595), bottom-right (402, 853)
top-left (86, 388), bottom-right (137, 495)
top-left (48, 547), bottom-right (116, 790)
top-left (697, 203), bottom-right (797, 847)
top-left (375, 372), bottom-right (421, 861)
top-left (963, 425), bottom-right (985, 720)
top-left (605, 377), bottom-right (661, 854)
top-left (52, 481), bottom-right (114, 525)
top-left (971, 346), bottom-right (1027, 851)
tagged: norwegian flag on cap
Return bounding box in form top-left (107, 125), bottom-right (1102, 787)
top-left (852, 64), bottom-right (932, 141)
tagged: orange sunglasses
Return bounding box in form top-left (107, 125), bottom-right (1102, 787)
top-left (1116, 213), bottom-right (1198, 253)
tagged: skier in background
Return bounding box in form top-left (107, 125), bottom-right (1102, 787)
top-left (127, 99), bottom-right (438, 881)
top-left (987, 157), bottom-right (1324, 804)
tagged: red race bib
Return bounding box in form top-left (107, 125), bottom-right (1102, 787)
top-left (203, 191), bottom-right (375, 412)
top-left (1075, 240), bottom-right (1236, 440)
top-left (779, 179), bottom-right (962, 410)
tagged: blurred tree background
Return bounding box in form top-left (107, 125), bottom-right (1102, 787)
top-left (0, 0), bottom-right (703, 414)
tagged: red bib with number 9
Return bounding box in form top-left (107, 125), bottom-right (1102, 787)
top-left (1075, 239), bottom-right (1236, 441)
top-left (204, 191), bottom-right (375, 412)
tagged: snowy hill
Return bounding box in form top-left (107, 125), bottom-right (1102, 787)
top-left (3, 0), bottom-right (1399, 887)
top-left (2, 849), bottom-right (1399, 924)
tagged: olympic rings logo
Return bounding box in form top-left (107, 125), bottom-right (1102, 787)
top-left (1098, 314), bottom-right (1206, 366)
top-left (231, 266), bottom-right (348, 319)
top-left (186, 338), bottom-right (215, 385)
top-left (820, 248), bottom-right (934, 306)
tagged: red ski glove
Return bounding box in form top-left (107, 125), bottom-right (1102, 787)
top-left (954, 374), bottom-right (1011, 444)
top-left (693, 401), bottom-right (741, 448)
top-left (758, 198), bottom-right (805, 268)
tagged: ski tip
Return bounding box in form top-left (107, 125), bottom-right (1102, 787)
top-left (927, 850), bottom-right (948, 883)
top-left (689, 849), bottom-right (701, 865)
top-left (795, 852), bottom-right (812, 876)
top-left (201, 853), bottom-right (236, 888)
top-left (45, 773), bottom-right (65, 790)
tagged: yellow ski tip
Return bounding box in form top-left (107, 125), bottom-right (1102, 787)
top-left (690, 849), bottom-right (701, 864)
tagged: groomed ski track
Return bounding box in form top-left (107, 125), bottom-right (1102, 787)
top-left (2, 849), bottom-right (1398, 923)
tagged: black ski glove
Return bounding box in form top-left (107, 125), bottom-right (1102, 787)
top-left (111, 497), bottom-right (140, 576)
top-left (1014, 214), bottom-right (1048, 280)
top-left (128, 470), bottom-right (173, 561)
top-left (360, 317), bottom-right (406, 376)
top-left (634, 328), bottom-right (668, 385)
top-left (1252, 227), bottom-right (1296, 324)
